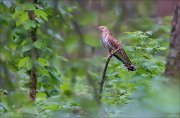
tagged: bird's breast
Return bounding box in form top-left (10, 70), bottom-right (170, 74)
top-left (102, 32), bottom-right (110, 49)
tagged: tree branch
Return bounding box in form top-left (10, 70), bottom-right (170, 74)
top-left (28, 0), bottom-right (38, 101)
top-left (99, 49), bottom-right (119, 103)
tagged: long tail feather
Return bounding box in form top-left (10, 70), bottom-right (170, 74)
top-left (114, 50), bottom-right (136, 71)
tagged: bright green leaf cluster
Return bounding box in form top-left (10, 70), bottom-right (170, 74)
top-left (35, 9), bottom-right (48, 21)
top-left (38, 57), bottom-right (49, 67)
top-left (18, 56), bottom-right (32, 71)
top-left (12, 2), bottom-right (48, 29)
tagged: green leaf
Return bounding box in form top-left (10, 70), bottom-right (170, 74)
top-left (46, 104), bottom-right (59, 111)
top-left (23, 20), bottom-right (37, 30)
top-left (35, 9), bottom-right (48, 21)
top-left (35, 17), bottom-right (44, 24)
top-left (158, 47), bottom-right (166, 50)
top-left (13, 10), bottom-right (29, 26)
top-left (38, 58), bottom-right (49, 67)
top-left (9, 42), bottom-right (17, 50)
top-left (38, 67), bottom-right (49, 77)
top-left (18, 57), bottom-right (32, 70)
top-left (33, 39), bottom-right (46, 49)
top-left (60, 83), bottom-right (72, 96)
top-left (48, 70), bottom-right (61, 82)
top-left (22, 44), bottom-right (32, 52)
top-left (36, 92), bottom-right (47, 101)
top-left (20, 40), bottom-right (29, 46)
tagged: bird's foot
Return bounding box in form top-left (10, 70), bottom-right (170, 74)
top-left (108, 52), bottom-right (113, 57)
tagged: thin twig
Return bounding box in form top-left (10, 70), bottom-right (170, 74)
top-left (99, 49), bottom-right (119, 102)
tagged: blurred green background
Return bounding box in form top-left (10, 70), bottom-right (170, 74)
top-left (0, 0), bottom-right (179, 117)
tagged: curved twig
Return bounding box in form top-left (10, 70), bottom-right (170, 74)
top-left (99, 49), bottom-right (119, 103)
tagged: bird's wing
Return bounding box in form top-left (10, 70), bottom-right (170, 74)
top-left (114, 47), bottom-right (131, 65)
top-left (108, 34), bottom-right (120, 50)
top-left (108, 35), bottom-right (132, 65)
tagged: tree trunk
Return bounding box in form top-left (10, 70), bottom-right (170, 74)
top-left (165, 1), bottom-right (180, 81)
top-left (28, 0), bottom-right (38, 101)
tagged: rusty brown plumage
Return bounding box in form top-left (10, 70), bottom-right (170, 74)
top-left (98, 26), bottom-right (136, 71)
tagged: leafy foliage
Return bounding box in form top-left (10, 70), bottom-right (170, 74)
top-left (0, 0), bottom-right (179, 118)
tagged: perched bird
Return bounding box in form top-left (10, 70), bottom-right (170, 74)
top-left (98, 26), bottom-right (136, 71)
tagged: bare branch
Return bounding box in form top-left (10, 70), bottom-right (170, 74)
top-left (99, 49), bottom-right (119, 103)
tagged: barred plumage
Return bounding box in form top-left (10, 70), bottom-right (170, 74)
top-left (98, 26), bottom-right (136, 71)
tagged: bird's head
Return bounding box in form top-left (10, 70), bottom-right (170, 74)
top-left (98, 26), bottom-right (108, 32)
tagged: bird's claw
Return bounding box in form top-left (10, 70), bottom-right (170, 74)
top-left (108, 47), bottom-right (120, 57)
top-left (108, 52), bottom-right (113, 57)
